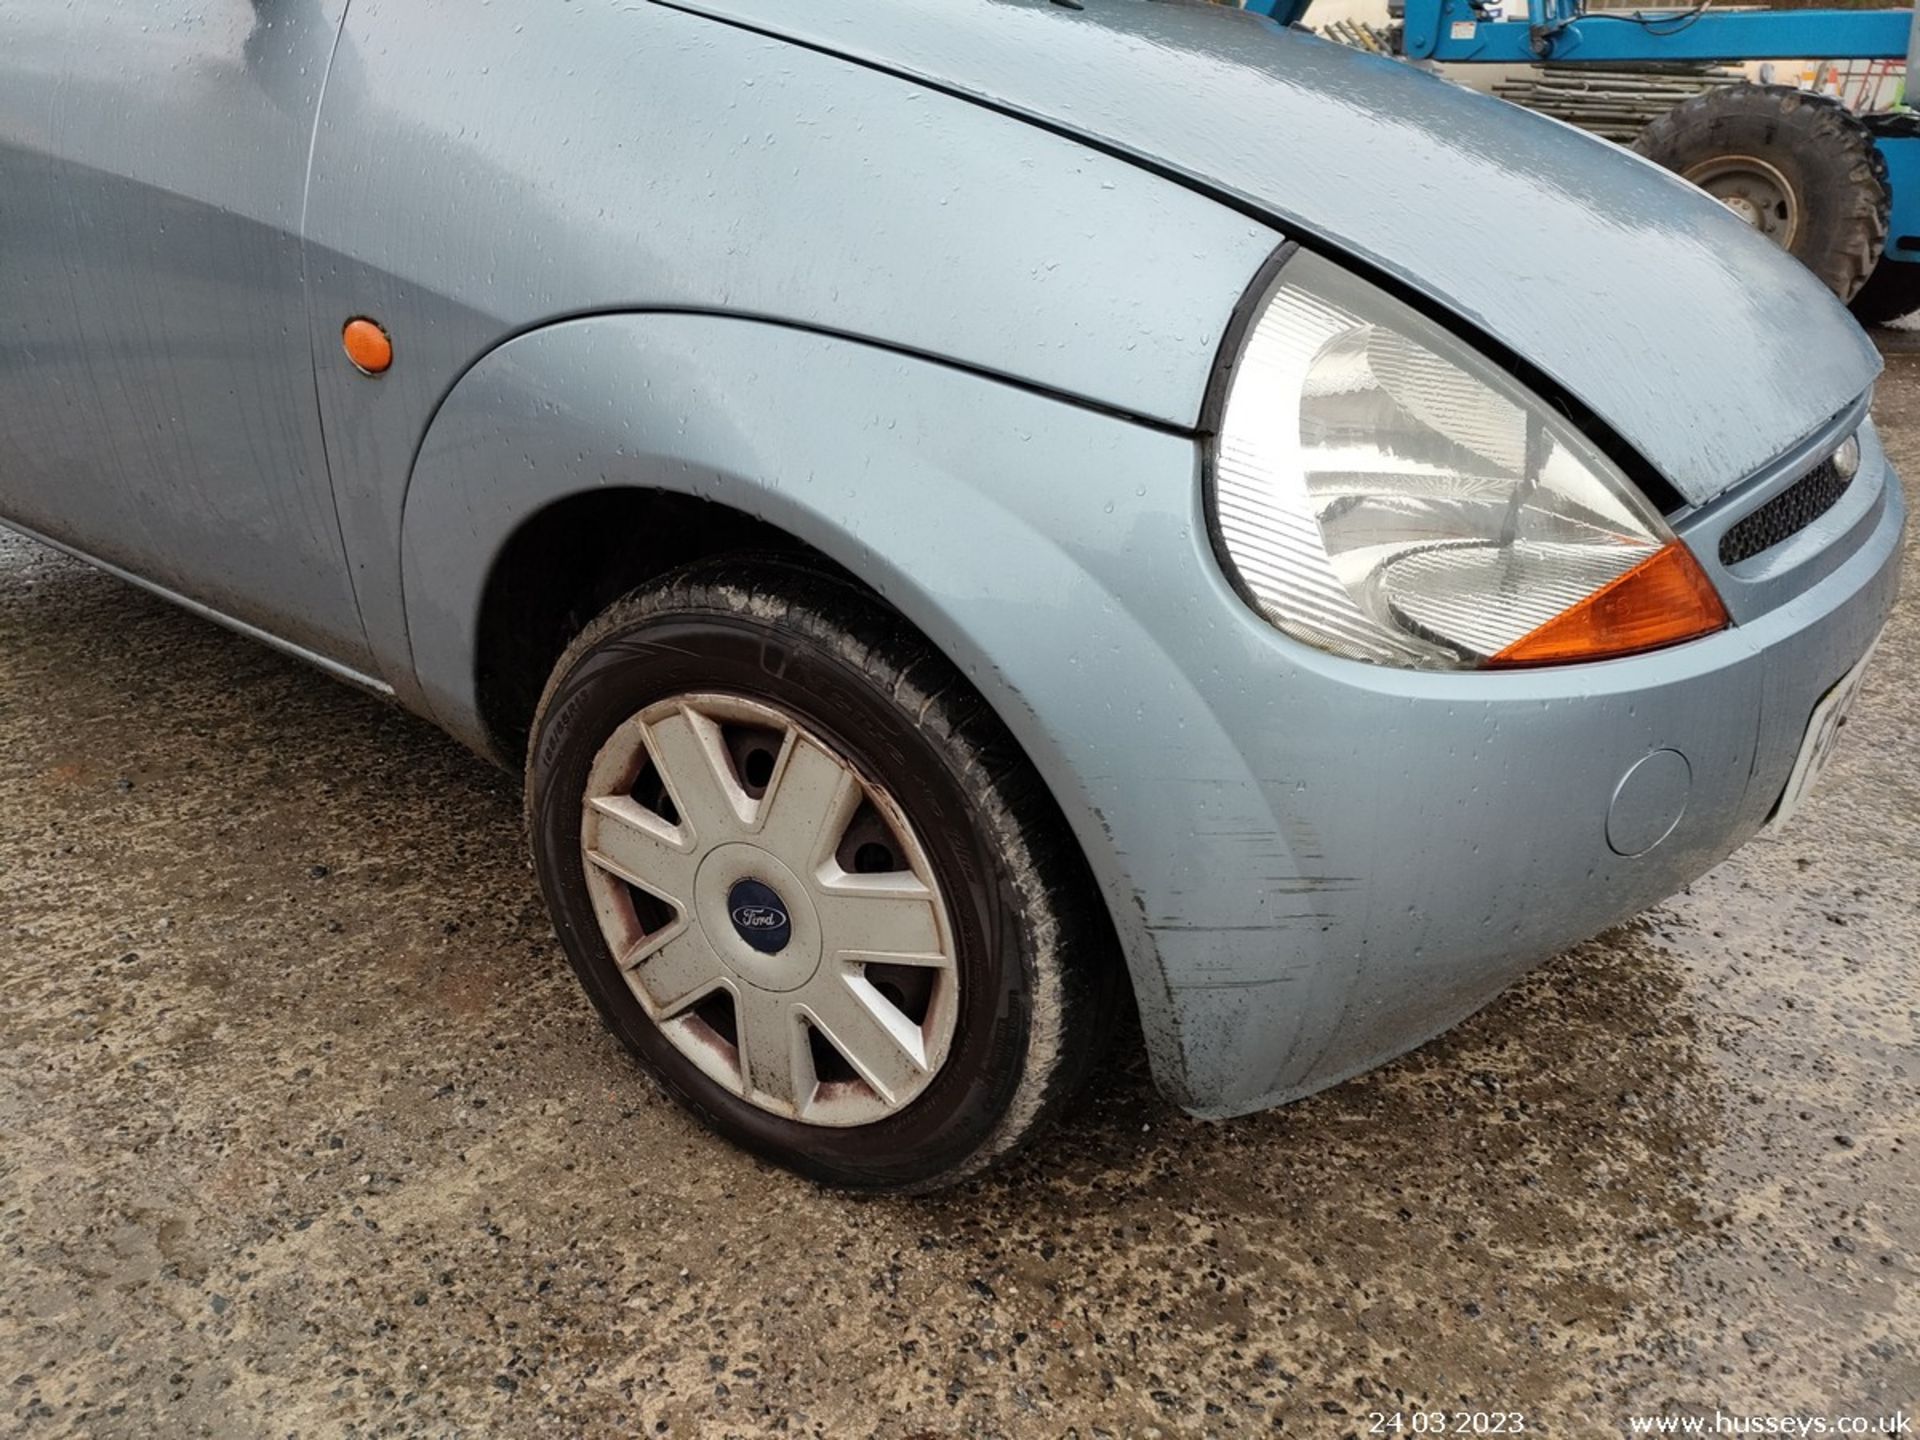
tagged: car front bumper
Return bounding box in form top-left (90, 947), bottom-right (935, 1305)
top-left (402, 317), bottom-right (1903, 1122)
top-left (1073, 418), bottom-right (1905, 1118)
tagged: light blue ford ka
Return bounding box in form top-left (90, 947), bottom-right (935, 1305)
top-left (0, 0), bottom-right (1903, 1189)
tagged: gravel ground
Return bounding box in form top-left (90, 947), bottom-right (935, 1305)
top-left (1, 354), bottom-right (1916, 1439)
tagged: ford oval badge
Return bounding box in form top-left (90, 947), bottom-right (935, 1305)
top-left (727, 878), bottom-right (792, 955)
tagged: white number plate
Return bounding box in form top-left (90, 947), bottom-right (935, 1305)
top-left (1765, 632), bottom-right (1881, 834)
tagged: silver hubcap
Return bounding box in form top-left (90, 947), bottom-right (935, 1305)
top-left (579, 694), bottom-right (958, 1126)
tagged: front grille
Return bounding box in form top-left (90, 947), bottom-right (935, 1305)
top-left (1718, 454), bottom-right (1854, 566)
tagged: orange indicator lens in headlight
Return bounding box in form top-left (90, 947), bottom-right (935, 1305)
top-left (1489, 542), bottom-right (1729, 667)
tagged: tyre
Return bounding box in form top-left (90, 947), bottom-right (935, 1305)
top-left (525, 556), bottom-right (1118, 1191)
top-left (1849, 111), bottom-right (1920, 326)
top-left (1846, 253), bottom-right (1920, 326)
top-left (1633, 84), bottom-right (1889, 303)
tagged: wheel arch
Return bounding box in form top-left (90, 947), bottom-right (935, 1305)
top-left (396, 311), bottom-right (1264, 1102)
top-left (467, 486), bottom-right (836, 770)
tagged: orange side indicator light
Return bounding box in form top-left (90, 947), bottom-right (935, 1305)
top-left (1490, 541), bottom-right (1729, 667)
top-left (342, 317), bottom-right (393, 375)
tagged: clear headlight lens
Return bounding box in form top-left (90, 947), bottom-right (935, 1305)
top-left (1211, 250), bottom-right (1726, 669)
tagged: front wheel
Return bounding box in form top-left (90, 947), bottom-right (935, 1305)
top-left (525, 558), bottom-right (1118, 1191)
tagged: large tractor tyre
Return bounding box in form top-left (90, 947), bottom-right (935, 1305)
top-left (1847, 254), bottom-right (1920, 326)
top-left (1849, 111), bottom-right (1920, 326)
top-left (1634, 84), bottom-right (1890, 304)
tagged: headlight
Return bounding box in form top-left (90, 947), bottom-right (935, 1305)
top-left (1210, 250), bottom-right (1727, 669)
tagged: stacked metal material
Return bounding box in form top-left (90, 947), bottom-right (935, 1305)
top-left (1313, 17), bottom-right (1402, 53)
top-left (1489, 65), bottom-right (1747, 141)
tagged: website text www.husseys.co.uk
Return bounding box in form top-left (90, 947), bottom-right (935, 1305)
top-left (1627, 1412), bottom-right (1911, 1436)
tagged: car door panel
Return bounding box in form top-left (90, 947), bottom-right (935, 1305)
top-left (0, 0), bottom-right (371, 667)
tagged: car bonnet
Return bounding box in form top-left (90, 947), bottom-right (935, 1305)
top-left (657, 0), bottom-right (1881, 505)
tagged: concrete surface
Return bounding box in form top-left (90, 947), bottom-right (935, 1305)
top-left (2, 366), bottom-right (1916, 1440)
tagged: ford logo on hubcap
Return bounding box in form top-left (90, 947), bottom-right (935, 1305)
top-left (726, 878), bottom-right (792, 955)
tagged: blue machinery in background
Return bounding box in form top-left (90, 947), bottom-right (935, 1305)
top-left (1245, 0), bottom-right (1920, 294)
top-left (1297, 0), bottom-right (1914, 67)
